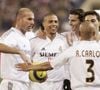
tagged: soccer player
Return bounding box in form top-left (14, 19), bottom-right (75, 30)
top-left (35, 9), bottom-right (85, 46)
top-left (16, 22), bottom-right (100, 90)
top-left (61, 9), bottom-right (84, 90)
top-left (29, 13), bottom-right (70, 90)
top-left (61, 9), bottom-right (84, 46)
top-left (0, 8), bottom-right (34, 90)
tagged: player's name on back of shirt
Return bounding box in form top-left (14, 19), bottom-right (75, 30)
top-left (76, 50), bottom-right (100, 58)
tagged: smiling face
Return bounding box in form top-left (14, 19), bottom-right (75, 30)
top-left (43, 14), bottom-right (59, 35)
top-left (68, 14), bottom-right (81, 32)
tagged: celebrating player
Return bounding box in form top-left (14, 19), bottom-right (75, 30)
top-left (61, 9), bottom-right (84, 46)
top-left (29, 13), bottom-right (70, 90)
top-left (0, 8), bottom-right (34, 90)
top-left (16, 22), bottom-right (100, 90)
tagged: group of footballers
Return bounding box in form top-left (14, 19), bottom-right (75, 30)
top-left (0, 7), bottom-right (100, 90)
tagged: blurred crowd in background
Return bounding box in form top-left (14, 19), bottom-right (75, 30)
top-left (0, 0), bottom-right (100, 35)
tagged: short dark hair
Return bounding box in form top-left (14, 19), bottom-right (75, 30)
top-left (69, 9), bottom-right (84, 22)
top-left (84, 11), bottom-right (100, 21)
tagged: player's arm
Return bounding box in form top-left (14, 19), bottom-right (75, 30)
top-left (0, 43), bottom-right (30, 63)
top-left (16, 49), bottom-right (69, 71)
top-left (0, 43), bottom-right (20, 54)
top-left (16, 62), bottom-right (53, 71)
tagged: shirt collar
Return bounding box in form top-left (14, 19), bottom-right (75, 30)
top-left (11, 27), bottom-right (25, 37)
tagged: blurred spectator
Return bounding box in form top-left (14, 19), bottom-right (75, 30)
top-left (0, 0), bottom-right (100, 33)
top-left (81, 0), bottom-right (100, 11)
top-left (0, 0), bottom-right (70, 32)
top-left (0, 0), bottom-right (20, 30)
top-left (69, 0), bottom-right (85, 9)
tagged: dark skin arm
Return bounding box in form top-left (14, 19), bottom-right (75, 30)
top-left (16, 62), bottom-right (53, 71)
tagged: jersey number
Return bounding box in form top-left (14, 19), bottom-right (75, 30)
top-left (86, 59), bottom-right (95, 83)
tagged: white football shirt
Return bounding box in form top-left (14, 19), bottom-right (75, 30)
top-left (61, 31), bottom-right (80, 46)
top-left (0, 27), bottom-right (31, 82)
top-left (25, 31), bottom-right (35, 40)
top-left (51, 41), bottom-right (100, 90)
top-left (30, 33), bottom-right (70, 81)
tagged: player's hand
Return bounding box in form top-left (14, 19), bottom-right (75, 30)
top-left (66, 32), bottom-right (73, 46)
top-left (15, 63), bottom-right (33, 71)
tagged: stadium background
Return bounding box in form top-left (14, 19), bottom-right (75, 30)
top-left (0, 0), bottom-right (100, 83)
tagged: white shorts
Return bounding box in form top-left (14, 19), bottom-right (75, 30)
top-left (0, 79), bottom-right (30, 90)
top-left (30, 80), bottom-right (63, 90)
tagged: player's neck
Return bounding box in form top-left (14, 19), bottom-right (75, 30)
top-left (46, 33), bottom-right (56, 41)
top-left (75, 30), bottom-right (80, 37)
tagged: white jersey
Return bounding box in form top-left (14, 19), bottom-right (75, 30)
top-left (0, 37), bottom-right (1, 43)
top-left (51, 41), bottom-right (100, 90)
top-left (61, 31), bottom-right (79, 46)
top-left (0, 37), bottom-right (3, 43)
top-left (0, 27), bottom-right (31, 83)
top-left (30, 33), bottom-right (69, 81)
top-left (25, 31), bottom-right (35, 40)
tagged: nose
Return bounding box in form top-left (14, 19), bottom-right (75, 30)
top-left (30, 20), bottom-right (35, 28)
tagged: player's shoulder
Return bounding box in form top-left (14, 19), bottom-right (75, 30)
top-left (56, 33), bottom-right (70, 47)
top-left (29, 35), bottom-right (44, 43)
top-left (1, 27), bottom-right (15, 39)
top-left (95, 40), bottom-right (100, 47)
top-left (56, 33), bottom-right (66, 39)
top-left (54, 33), bottom-right (66, 44)
top-left (25, 31), bottom-right (35, 40)
top-left (29, 35), bottom-right (38, 41)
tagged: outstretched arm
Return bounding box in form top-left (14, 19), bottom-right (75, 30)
top-left (0, 43), bottom-right (30, 63)
top-left (16, 48), bottom-right (70, 71)
top-left (0, 43), bottom-right (20, 54)
top-left (16, 62), bottom-right (53, 71)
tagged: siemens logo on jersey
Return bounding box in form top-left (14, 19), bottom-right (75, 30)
top-left (39, 52), bottom-right (58, 57)
top-left (76, 50), bottom-right (100, 58)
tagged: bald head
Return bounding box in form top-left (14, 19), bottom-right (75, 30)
top-left (15, 8), bottom-right (35, 34)
top-left (16, 8), bottom-right (34, 18)
top-left (79, 22), bottom-right (96, 40)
